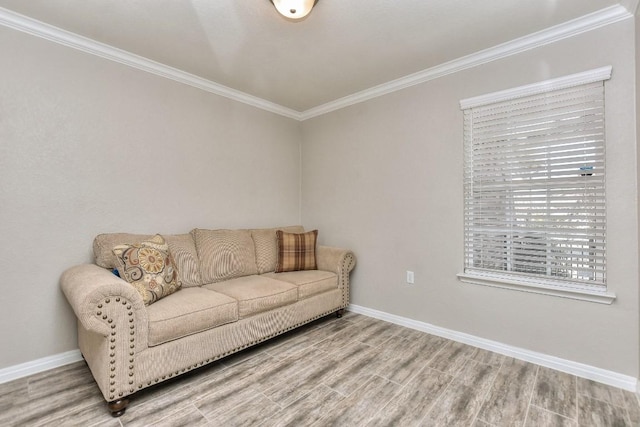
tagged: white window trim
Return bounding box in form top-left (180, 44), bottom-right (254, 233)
top-left (457, 272), bottom-right (616, 304)
top-left (459, 66), bottom-right (612, 109)
top-left (458, 66), bottom-right (615, 304)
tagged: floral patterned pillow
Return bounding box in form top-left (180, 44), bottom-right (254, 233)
top-left (112, 234), bottom-right (181, 305)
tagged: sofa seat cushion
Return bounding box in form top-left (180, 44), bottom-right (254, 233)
top-left (146, 287), bottom-right (238, 346)
top-left (264, 270), bottom-right (338, 300)
top-left (204, 275), bottom-right (298, 319)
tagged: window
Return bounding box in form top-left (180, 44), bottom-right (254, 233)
top-left (458, 67), bottom-right (615, 304)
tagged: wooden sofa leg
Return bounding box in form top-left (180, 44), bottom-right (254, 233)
top-left (107, 398), bottom-right (129, 417)
top-left (336, 309), bottom-right (345, 318)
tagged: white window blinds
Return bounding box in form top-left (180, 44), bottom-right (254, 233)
top-left (462, 72), bottom-right (609, 291)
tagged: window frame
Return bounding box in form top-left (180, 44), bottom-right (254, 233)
top-left (457, 66), bottom-right (616, 304)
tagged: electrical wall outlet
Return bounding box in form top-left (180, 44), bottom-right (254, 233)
top-left (406, 270), bottom-right (415, 284)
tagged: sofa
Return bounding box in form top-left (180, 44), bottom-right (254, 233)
top-left (60, 226), bottom-right (356, 416)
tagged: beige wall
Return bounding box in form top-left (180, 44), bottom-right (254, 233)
top-left (302, 20), bottom-right (640, 376)
top-left (0, 28), bottom-right (301, 369)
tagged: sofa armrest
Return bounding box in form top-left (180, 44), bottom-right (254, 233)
top-left (60, 264), bottom-right (149, 350)
top-left (316, 246), bottom-right (356, 307)
top-left (316, 246), bottom-right (356, 274)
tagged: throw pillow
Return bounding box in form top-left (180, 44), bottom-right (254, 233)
top-left (250, 226), bottom-right (305, 274)
top-left (112, 234), bottom-right (181, 305)
top-left (275, 230), bottom-right (318, 273)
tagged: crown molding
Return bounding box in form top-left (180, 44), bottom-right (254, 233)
top-left (299, 5), bottom-right (631, 120)
top-left (0, 5), bottom-right (632, 122)
top-left (0, 7), bottom-right (303, 120)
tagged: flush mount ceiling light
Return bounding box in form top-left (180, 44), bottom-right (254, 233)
top-left (270, 0), bottom-right (318, 20)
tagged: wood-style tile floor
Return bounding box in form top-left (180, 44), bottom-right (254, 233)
top-left (1, 312), bottom-right (638, 426)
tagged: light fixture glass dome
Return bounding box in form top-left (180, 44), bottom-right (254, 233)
top-left (271, 0), bottom-right (317, 20)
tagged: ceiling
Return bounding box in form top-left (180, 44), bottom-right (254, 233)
top-left (0, 0), bottom-right (630, 112)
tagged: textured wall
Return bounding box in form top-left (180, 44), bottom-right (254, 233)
top-left (0, 27), bottom-right (301, 368)
top-left (301, 20), bottom-right (639, 376)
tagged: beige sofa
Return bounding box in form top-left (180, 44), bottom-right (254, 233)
top-left (60, 226), bottom-right (356, 416)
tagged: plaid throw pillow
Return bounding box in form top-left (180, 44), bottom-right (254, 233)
top-left (275, 230), bottom-right (318, 273)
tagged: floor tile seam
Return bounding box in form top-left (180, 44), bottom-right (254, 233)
top-left (318, 349), bottom-right (381, 387)
top-left (356, 374), bottom-right (404, 425)
top-left (201, 387), bottom-right (269, 422)
top-left (24, 393), bottom-right (104, 427)
top-left (462, 355), bottom-right (503, 370)
top-left (215, 355), bottom-right (286, 386)
top-left (576, 390), bottom-right (630, 410)
top-left (218, 346), bottom-right (276, 369)
top-left (575, 370), bottom-right (579, 421)
top-left (385, 357), bottom-right (432, 388)
top-left (261, 355), bottom-right (342, 398)
top-left (369, 364), bottom-right (437, 423)
top-left (266, 339), bottom-right (324, 358)
top-left (415, 366), bottom-right (458, 425)
top-left (529, 403), bottom-right (578, 422)
top-left (191, 402), bottom-right (210, 425)
top-left (258, 390), bottom-right (283, 410)
top-left (370, 328), bottom-right (404, 349)
top-left (271, 383), bottom-right (328, 413)
top-left (146, 402), bottom-right (202, 426)
top-left (62, 400), bottom-right (120, 427)
top-left (266, 324), bottom-right (343, 356)
top-left (476, 360), bottom-right (536, 427)
top-left (378, 371), bottom-right (407, 388)
top-left (304, 380), bottom-right (361, 427)
top-left (25, 363), bottom-right (86, 384)
top-left (531, 368), bottom-right (579, 421)
top-left (521, 364), bottom-right (540, 427)
top-left (258, 350), bottom-right (341, 394)
top-left (376, 336), bottom-right (448, 382)
top-left (468, 357), bottom-right (504, 427)
top-left (158, 376), bottom-right (214, 404)
top-left (188, 379), bottom-right (259, 406)
top-left (27, 381), bottom-right (98, 400)
top-left (624, 407), bottom-right (635, 426)
top-left (85, 412), bottom-right (123, 427)
top-left (421, 341), bottom-right (463, 377)
top-left (319, 380), bottom-right (349, 398)
top-left (574, 390), bottom-right (633, 427)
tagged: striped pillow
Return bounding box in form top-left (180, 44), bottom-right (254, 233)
top-left (275, 230), bottom-right (318, 273)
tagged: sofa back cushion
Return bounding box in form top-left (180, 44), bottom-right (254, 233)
top-left (251, 226), bottom-right (304, 274)
top-left (192, 229), bottom-right (258, 283)
top-left (93, 233), bottom-right (202, 287)
top-left (164, 234), bottom-right (202, 287)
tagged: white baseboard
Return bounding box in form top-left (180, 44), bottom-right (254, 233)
top-left (0, 350), bottom-right (83, 384)
top-left (348, 304), bottom-right (638, 392)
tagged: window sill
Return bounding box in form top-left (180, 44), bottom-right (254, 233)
top-left (457, 272), bottom-right (616, 304)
